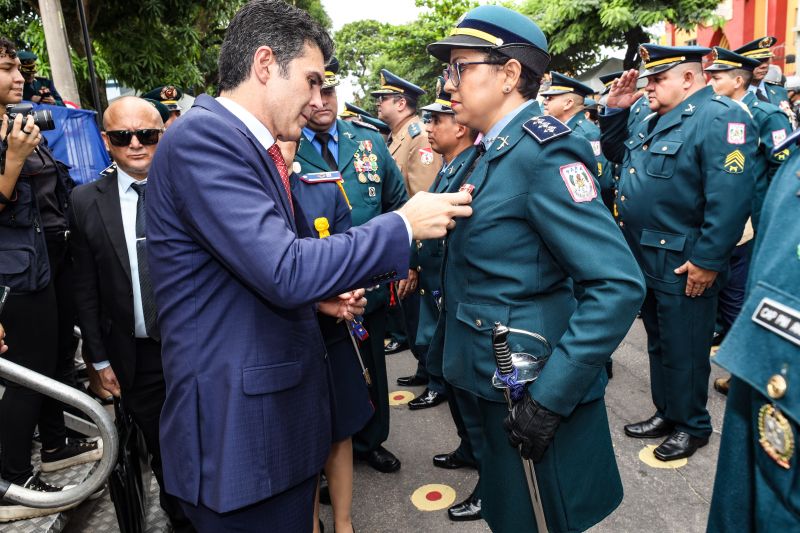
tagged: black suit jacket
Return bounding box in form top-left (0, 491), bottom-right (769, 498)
top-left (70, 168), bottom-right (142, 390)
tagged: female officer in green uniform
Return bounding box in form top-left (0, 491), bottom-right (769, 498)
top-left (426, 5), bottom-right (645, 532)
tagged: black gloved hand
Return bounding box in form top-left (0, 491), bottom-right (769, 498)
top-left (503, 394), bottom-right (562, 463)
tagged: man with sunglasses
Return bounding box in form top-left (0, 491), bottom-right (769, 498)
top-left (69, 96), bottom-right (194, 532)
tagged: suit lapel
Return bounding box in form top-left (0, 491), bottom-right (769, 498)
top-left (96, 172), bottom-right (132, 282)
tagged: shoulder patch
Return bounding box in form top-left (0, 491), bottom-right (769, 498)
top-left (590, 140), bottom-right (602, 156)
top-left (774, 127), bottom-right (800, 153)
top-left (408, 121), bottom-right (422, 138)
top-left (772, 129), bottom-right (787, 146)
top-left (299, 171), bottom-right (343, 184)
top-left (559, 162), bottom-right (597, 202)
top-left (418, 147), bottom-right (434, 165)
top-left (522, 116), bottom-right (571, 144)
top-left (727, 122), bottom-right (746, 144)
top-left (352, 119), bottom-right (378, 132)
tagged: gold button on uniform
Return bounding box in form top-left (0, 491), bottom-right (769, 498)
top-left (419, 289), bottom-right (426, 295)
top-left (474, 319), bottom-right (482, 327)
top-left (629, 168), bottom-right (636, 174)
top-left (416, 241), bottom-right (423, 249)
top-left (642, 145), bottom-right (648, 151)
top-left (416, 266), bottom-right (422, 272)
top-left (660, 239), bottom-right (666, 245)
top-left (620, 195), bottom-right (626, 202)
top-left (767, 375), bottom-right (788, 399)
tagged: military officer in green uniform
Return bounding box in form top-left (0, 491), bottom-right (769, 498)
top-left (735, 37), bottom-right (794, 123)
top-left (602, 44), bottom-right (757, 460)
top-left (18, 51), bottom-right (64, 106)
top-left (427, 6), bottom-right (646, 532)
top-left (294, 58), bottom-right (408, 474)
top-left (141, 85), bottom-right (184, 128)
top-left (340, 102), bottom-right (390, 136)
top-left (706, 129), bottom-right (800, 533)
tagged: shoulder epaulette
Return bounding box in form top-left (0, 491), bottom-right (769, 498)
top-left (99, 163), bottom-right (117, 177)
top-left (408, 121), bottom-right (422, 138)
top-left (299, 171), bottom-right (343, 184)
top-left (732, 98), bottom-right (753, 119)
top-left (352, 119), bottom-right (378, 132)
top-left (522, 115), bottom-right (571, 144)
top-left (711, 94), bottom-right (735, 108)
top-left (773, 127), bottom-right (800, 154)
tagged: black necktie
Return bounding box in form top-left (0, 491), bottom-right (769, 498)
top-left (314, 132), bottom-right (338, 171)
top-left (130, 181), bottom-right (159, 341)
top-left (757, 89), bottom-right (769, 102)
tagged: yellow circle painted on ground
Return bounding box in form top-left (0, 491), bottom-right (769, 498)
top-left (638, 445), bottom-right (688, 469)
top-left (410, 484), bottom-right (457, 511)
top-left (389, 390), bottom-right (415, 406)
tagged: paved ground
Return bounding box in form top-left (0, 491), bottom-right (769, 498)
top-left (322, 319), bottom-right (729, 533)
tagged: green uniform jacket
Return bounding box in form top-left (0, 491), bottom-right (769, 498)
top-left (295, 119), bottom-right (408, 314)
top-left (428, 106), bottom-right (645, 416)
top-left (414, 146), bottom-right (480, 348)
top-left (567, 113), bottom-right (609, 191)
top-left (741, 91), bottom-right (793, 230)
top-left (601, 86), bottom-right (756, 295)
top-left (764, 82), bottom-right (790, 109)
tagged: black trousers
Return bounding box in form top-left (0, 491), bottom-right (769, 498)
top-left (125, 338), bottom-right (194, 532)
top-left (0, 233), bottom-right (72, 484)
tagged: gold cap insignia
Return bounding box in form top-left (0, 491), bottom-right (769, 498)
top-left (639, 45), bottom-right (650, 63)
top-left (161, 85), bottom-right (177, 100)
top-left (758, 404), bottom-right (794, 469)
top-left (435, 78), bottom-right (443, 98)
top-left (380, 73), bottom-right (387, 86)
top-left (711, 48), bottom-right (719, 62)
top-left (759, 36), bottom-right (774, 49)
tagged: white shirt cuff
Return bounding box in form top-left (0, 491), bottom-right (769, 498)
top-left (393, 211), bottom-right (413, 246)
top-left (92, 360), bottom-right (111, 371)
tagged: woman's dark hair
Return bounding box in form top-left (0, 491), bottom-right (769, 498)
top-left (218, 0), bottom-right (334, 91)
top-left (0, 37), bottom-right (17, 59)
top-left (485, 49), bottom-right (542, 100)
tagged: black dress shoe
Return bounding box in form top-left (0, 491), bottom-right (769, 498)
top-left (605, 361), bottom-right (613, 380)
top-left (319, 476), bottom-right (330, 505)
top-left (624, 415), bottom-right (674, 438)
top-left (448, 492), bottom-right (482, 522)
top-left (433, 450), bottom-right (476, 470)
top-left (408, 388), bottom-right (446, 410)
top-left (357, 446), bottom-right (401, 473)
top-left (714, 377), bottom-right (730, 395)
top-left (396, 375), bottom-right (427, 387)
top-left (654, 431), bottom-right (709, 461)
top-left (384, 339), bottom-right (408, 354)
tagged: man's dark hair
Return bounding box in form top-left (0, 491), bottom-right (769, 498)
top-left (0, 37), bottom-right (17, 59)
top-left (728, 68), bottom-right (753, 87)
top-left (400, 95), bottom-right (417, 112)
top-left (486, 49), bottom-right (542, 100)
top-left (218, 0), bottom-right (334, 91)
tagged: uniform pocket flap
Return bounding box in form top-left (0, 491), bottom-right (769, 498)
top-left (0, 249), bottom-right (32, 274)
top-left (242, 361), bottom-right (302, 395)
top-left (640, 229), bottom-right (686, 252)
top-left (651, 140), bottom-right (683, 155)
top-left (456, 303), bottom-right (510, 332)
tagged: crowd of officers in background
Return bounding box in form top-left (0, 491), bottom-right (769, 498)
top-left (0, 2), bottom-right (799, 531)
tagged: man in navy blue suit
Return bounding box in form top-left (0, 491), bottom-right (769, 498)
top-left (146, 1), bottom-right (472, 531)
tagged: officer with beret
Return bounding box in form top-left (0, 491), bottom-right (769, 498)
top-left (734, 37), bottom-right (793, 118)
top-left (416, 77), bottom-right (484, 520)
top-left (705, 47), bottom-right (794, 395)
top-left (293, 57), bottom-right (409, 475)
top-left (706, 130), bottom-right (800, 532)
top-left (141, 85), bottom-right (183, 128)
top-left (427, 5), bottom-right (645, 531)
top-left (542, 72), bottom-right (608, 193)
top-left (603, 44), bottom-right (756, 460)
top-left (18, 51), bottom-right (64, 106)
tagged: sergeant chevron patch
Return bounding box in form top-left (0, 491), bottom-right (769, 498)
top-left (724, 150), bottom-right (745, 174)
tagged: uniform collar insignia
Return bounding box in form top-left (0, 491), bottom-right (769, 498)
top-left (343, 131), bottom-right (354, 139)
top-left (496, 136), bottom-right (510, 150)
top-left (684, 103), bottom-right (696, 113)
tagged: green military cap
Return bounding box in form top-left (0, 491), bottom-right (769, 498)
top-left (427, 5), bottom-right (550, 77)
top-left (371, 69), bottom-right (426, 100)
top-left (598, 70), bottom-right (624, 95)
top-left (420, 76), bottom-right (453, 114)
top-left (704, 47), bottom-right (762, 72)
top-left (541, 71), bottom-right (594, 97)
top-left (141, 85), bottom-right (183, 112)
top-left (340, 102), bottom-right (374, 119)
top-left (18, 50), bottom-right (37, 73)
top-left (638, 43), bottom-right (712, 78)
top-left (583, 97), bottom-right (598, 109)
top-left (323, 57), bottom-right (340, 89)
top-left (142, 98), bottom-right (170, 124)
top-left (734, 36), bottom-right (777, 61)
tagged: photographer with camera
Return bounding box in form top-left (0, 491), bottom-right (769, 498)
top-left (0, 37), bottom-right (101, 523)
top-left (18, 51), bottom-right (64, 107)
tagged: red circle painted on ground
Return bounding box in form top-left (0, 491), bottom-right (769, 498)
top-left (425, 491), bottom-right (442, 501)
top-left (393, 394), bottom-right (404, 400)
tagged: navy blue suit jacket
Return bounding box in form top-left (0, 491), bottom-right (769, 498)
top-left (147, 94), bottom-right (409, 512)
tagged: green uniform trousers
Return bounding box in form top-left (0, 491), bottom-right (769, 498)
top-left (476, 397), bottom-right (622, 533)
top-left (640, 288), bottom-right (717, 437)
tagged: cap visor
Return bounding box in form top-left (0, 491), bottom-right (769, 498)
top-left (703, 64), bottom-right (735, 72)
top-left (427, 35), bottom-right (496, 63)
top-left (539, 88), bottom-right (571, 96)
top-left (420, 103), bottom-right (453, 113)
top-left (638, 62), bottom-right (681, 79)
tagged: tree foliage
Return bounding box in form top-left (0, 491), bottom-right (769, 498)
top-left (519, 0), bottom-right (725, 72)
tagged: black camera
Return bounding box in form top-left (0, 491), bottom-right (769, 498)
top-left (5, 103), bottom-right (55, 133)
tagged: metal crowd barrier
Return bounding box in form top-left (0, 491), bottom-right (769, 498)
top-left (0, 357), bottom-right (118, 508)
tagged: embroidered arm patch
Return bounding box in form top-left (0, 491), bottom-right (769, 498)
top-left (559, 162), bottom-right (597, 202)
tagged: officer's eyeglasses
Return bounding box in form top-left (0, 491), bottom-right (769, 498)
top-left (377, 95), bottom-right (402, 104)
top-left (444, 61), bottom-right (505, 88)
top-left (105, 128), bottom-right (163, 147)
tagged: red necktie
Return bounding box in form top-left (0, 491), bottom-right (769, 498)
top-left (267, 143), bottom-right (294, 215)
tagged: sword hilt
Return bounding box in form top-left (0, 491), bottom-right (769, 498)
top-left (493, 322), bottom-right (514, 376)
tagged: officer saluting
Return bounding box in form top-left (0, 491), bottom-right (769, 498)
top-left (603, 44), bottom-right (756, 460)
top-left (427, 6), bottom-right (645, 531)
top-left (706, 130), bottom-right (800, 532)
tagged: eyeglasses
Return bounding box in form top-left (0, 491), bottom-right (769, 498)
top-left (377, 94), bottom-right (401, 104)
top-left (443, 61), bottom-right (505, 88)
top-left (105, 129), bottom-right (162, 147)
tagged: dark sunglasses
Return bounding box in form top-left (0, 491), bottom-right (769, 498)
top-left (105, 128), bottom-right (162, 147)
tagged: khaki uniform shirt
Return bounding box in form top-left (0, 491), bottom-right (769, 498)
top-left (388, 115), bottom-right (442, 196)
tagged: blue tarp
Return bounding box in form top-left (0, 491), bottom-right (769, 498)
top-left (30, 102), bottom-right (111, 185)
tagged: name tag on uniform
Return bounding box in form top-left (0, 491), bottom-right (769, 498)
top-left (300, 171), bottom-right (342, 183)
top-left (752, 297), bottom-right (800, 347)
